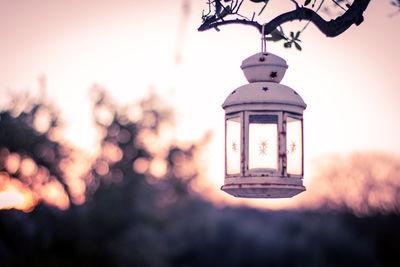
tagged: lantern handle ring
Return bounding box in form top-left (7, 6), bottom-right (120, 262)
top-left (261, 23), bottom-right (267, 54)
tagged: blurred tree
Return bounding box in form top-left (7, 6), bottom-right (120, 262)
top-left (199, 0), bottom-right (371, 50)
top-left (0, 85), bottom-right (211, 265)
top-left (307, 152), bottom-right (400, 215)
top-left (84, 85), bottom-right (203, 202)
top-left (0, 91), bottom-right (72, 210)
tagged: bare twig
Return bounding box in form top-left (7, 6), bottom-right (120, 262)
top-left (235, 0), bottom-right (244, 13)
top-left (331, 0), bottom-right (347, 11)
top-left (290, 0), bottom-right (300, 9)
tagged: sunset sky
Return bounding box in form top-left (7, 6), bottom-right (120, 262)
top-left (1, 0), bottom-right (399, 209)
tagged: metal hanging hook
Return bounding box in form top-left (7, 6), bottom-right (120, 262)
top-left (261, 23), bottom-right (267, 54)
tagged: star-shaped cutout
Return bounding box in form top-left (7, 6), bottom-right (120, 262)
top-left (270, 71), bottom-right (278, 79)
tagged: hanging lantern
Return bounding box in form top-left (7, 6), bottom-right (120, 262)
top-left (221, 52), bottom-right (307, 198)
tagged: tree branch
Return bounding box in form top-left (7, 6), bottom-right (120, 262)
top-left (198, 0), bottom-right (371, 38)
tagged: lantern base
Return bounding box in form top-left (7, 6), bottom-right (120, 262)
top-left (221, 183), bottom-right (305, 198)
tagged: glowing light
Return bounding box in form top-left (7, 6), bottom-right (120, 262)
top-left (226, 117), bottom-right (240, 174)
top-left (248, 115), bottom-right (278, 171)
top-left (95, 160), bottom-right (109, 176)
top-left (33, 106), bottom-right (52, 133)
top-left (102, 142), bottom-right (123, 162)
top-left (5, 153), bottom-right (20, 174)
top-left (133, 157), bottom-right (149, 174)
top-left (0, 179), bottom-right (36, 212)
top-left (0, 188), bottom-right (28, 210)
top-left (94, 105), bottom-right (114, 127)
top-left (287, 117), bottom-right (302, 175)
top-left (20, 157), bottom-right (38, 177)
top-left (39, 180), bottom-right (69, 210)
top-left (149, 158), bottom-right (167, 178)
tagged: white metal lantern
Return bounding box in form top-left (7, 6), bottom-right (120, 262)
top-left (222, 52), bottom-right (307, 198)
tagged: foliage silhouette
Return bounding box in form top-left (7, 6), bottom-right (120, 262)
top-left (0, 95), bottom-right (72, 208)
top-left (306, 153), bottom-right (400, 215)
top-left (199, 0), bottom-right (371, 49)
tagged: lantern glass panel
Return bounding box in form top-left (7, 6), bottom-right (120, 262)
top-left (248, 114), bottom-right (278, 171)
top-left (226, 117), bottom-right (241, 175)
top-left (287, 117), bottom-right (302, 175)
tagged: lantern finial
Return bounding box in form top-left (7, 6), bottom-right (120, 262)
top-left (241, 52), bottom-right (288, 83)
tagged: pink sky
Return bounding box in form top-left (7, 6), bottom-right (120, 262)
top-left (1, 0), bottom-right (399, 209)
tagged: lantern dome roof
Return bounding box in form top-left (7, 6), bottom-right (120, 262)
top-left (222, 82), bottom-right (307, 114)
